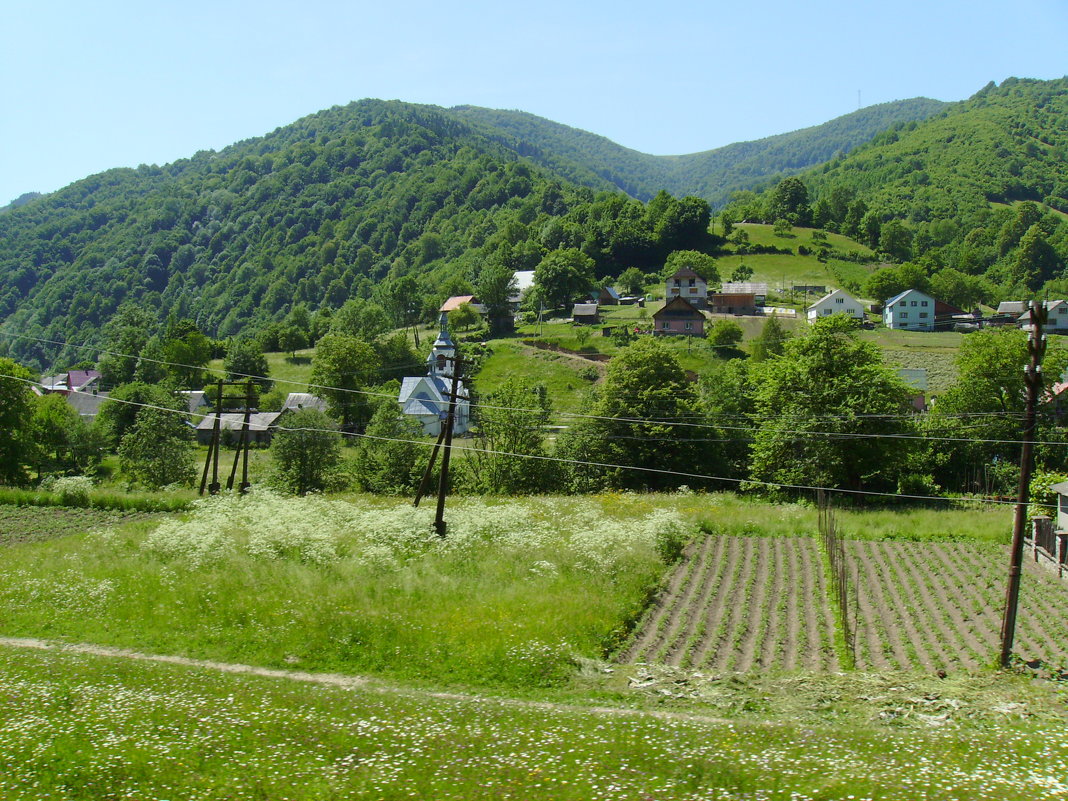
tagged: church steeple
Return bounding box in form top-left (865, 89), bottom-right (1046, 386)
top-left (427, 311), bottom-right (456, 377)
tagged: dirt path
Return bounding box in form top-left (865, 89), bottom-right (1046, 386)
top-left (0, 636), bottom-right (753, 730)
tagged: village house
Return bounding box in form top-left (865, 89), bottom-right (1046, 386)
top-left (806, 289), bottom-right (865, 322)
top-left (397, 312), bottom-right (470, 436)
top-left (999, 299), bottom-right (1068, 333)
top-left (665, 267), bottom-right (708, 308)
top-left (883, 289), bottom-right (936, 331)
top-left (709, 293), bottom-right (757, 316)
top-left (653, 296), bottom-right (706, 336)
top-left (38, 369), bottom-right (102, 395)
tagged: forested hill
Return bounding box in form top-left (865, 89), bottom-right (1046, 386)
top-left (0, 99), bottom-right (714, 369)
top-left (720, 77), bottom-right (1068, 305)
top-left (801, 77), bottom-right (1068, 220)
top-left (452, 98), bottom-right (948, 206)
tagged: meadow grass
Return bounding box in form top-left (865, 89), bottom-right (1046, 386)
top-left (692, 492), bottom-right (1011, 543)
top-left (0, 485), bottom-right (192, 513)
top-left (474, 339), bottom-right (603, 415)
top-left (205, 349), bottom-right (315, 391)
top-left (0, 491), bottom-right (686, 690)
top-left (1, 644), bottom-right (1064, 801)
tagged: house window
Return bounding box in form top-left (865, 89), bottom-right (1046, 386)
top-left (823, 309), bottom-right (832, 315)
top-left (900, 312), bottom-right (909, 319)
top-left (673, 279), bottom-right (680, 287)
top-left (921, 300), bottom-right (929, 307)
top-left (919, 312), bottom-right (928, 318)
top-left (689, 287), bottom-right (697, 294)
top-left (911, 301), bottom-right (917, 306)
top-left (688, 278), bottom-right (695, 287)
top-left (662, 321), bottom-right (671, 329)
top-left (836, 298), bottom-right (844, 304)
top-left (685, 322), bottom-right (693, 330)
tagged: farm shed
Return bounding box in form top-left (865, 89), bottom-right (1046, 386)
top-left (572, 303), bottom-right (600, 324)
top-left (196, 411), bottom-right (286, 446)
top-left (709, 293), bottom-right (757, 316)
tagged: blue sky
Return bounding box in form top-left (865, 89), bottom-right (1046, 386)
top-left (2, 0), bottom-right (1066, 204)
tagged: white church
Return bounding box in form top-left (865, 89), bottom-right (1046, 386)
top-left (397, 312), bottom-right (471, 436)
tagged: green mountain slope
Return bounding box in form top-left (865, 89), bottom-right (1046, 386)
top-left (452, 98), bottom-right (948, 206)
top-left (0, 100), bottom-right (713, 368)
top-left (805, 77), bottom-right (1068, 220)
top-left (722, 77), bottom-right (1068, 302)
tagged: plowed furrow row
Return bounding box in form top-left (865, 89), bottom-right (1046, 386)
top-left (622, 535), bottom-right (712, 663)
top-left (898, 543), bottom-right (992, 667)
top-left (758, 538), bottom-right (787, 669)
top-left (665, 535), bottom-right (729, 666)
top-left (850, 541), bottom-right (911, 669)
top-left (700, 539), bottom-right (756, 671)
top-left (888, 542), bottom-right (980, 668)
top-left (732, 538), bottom-right (772, 673)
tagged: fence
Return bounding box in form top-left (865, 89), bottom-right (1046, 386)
top-left (1028, 516), bottom-right (1068, 578)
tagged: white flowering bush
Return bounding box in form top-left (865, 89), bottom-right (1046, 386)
top-left (39, 475), bottom-right (94, 505)
top-left (140, 490), bottom-right (688, 577)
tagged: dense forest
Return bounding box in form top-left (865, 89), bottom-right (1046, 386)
top-left (0, 100), bottom-right (714, 369)
top-left (453, 98), bottom-right (948, 206)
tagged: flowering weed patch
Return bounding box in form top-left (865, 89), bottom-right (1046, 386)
top-left (0, 491), bottom-right (685, 688)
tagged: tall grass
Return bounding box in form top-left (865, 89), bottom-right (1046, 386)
top-left (0, 490), bottom-right (685, 689)
top-left (0, 485), bottom-right (193, 513)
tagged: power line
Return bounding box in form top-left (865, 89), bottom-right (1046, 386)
top-left (3, 329), bottom-right (1065, 447)
top-left (5, 370), bottom-right (1047, 510)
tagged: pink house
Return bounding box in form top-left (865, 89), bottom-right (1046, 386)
top-left (653, 297), bottom-right (706, 336)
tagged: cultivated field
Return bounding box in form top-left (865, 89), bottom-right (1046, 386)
top-left (622, 536), bottom-right (838, 671)
top-left (623, 533), bottom-right (1068, 673)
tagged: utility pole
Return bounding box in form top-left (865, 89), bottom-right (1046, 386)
top-left (411, 354), bottom-right (470, 538)
top-left (199, 379), bottom-right (256, 496)
top-left (1000, 301), bottom-right (1047, 668)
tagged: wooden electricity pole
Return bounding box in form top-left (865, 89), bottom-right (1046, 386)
top-left (1000, 301), bottom-right (1047, 668)
top-left (199, 379), bottom-right (256, 496)
top-left (412, 354), bottom-right (470, 538)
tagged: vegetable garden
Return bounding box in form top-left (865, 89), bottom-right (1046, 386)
top-left (623, 532), bottom-right (1068, 672)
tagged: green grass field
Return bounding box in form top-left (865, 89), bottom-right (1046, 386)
top-left (1, 492), bottom-right (1065, 799)
top-left (1, 642), bottom-right (1064, 801)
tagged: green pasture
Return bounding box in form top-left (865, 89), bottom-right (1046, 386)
top-left (0, 643), bottom-right (1063, 801)
top-left (206, 349), bottom-right (315, 392)
top-left (0, 489), bottom-right (1056, 800)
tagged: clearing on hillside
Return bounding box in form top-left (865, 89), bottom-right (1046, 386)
top-left (622, 533), bottom-right (1068, 673)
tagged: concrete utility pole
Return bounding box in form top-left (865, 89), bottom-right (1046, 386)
top-left (1000, 301), bottom-right (1047, 668)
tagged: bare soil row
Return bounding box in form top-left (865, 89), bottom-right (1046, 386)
top-left (622, 534), bottom-right (1068, 673)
